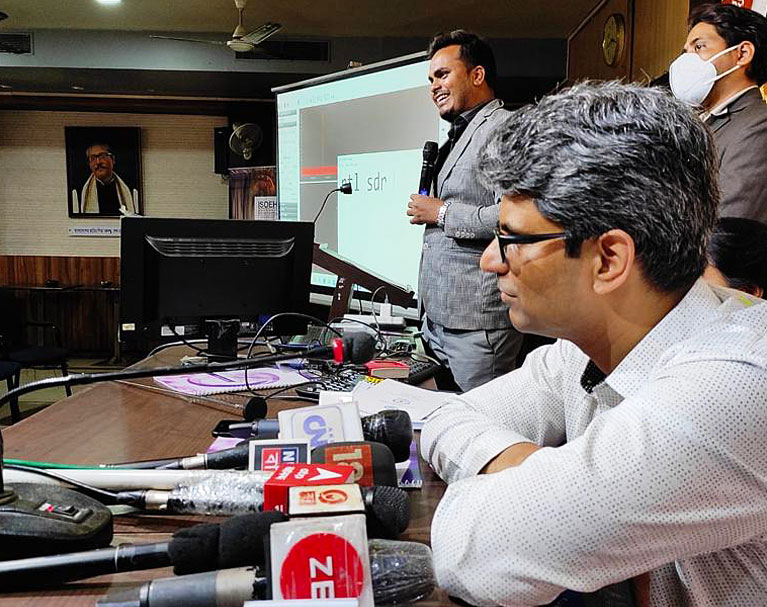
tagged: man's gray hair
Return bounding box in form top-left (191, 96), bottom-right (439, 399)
top-left (480, 81), bottom-right (719, 293)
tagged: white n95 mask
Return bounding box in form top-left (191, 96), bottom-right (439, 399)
top-left (669, 45), bottom-right (742, 106)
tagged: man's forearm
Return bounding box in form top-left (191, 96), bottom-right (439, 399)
top-left (480, 442), bottom-right (541, 474)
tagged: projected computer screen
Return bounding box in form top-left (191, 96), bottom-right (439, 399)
top-left (275, 55), bottom-right (449, 296)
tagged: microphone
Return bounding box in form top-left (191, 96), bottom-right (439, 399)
top-left (103, 442), bottom-right (252, 471)
top-left (418, 141), bottom-right (438, 195)
top-left (312, 440), bottom-right (399, 487)
top-left (114, 471), bottom-right (411, 534)
top-left (0, 511), bottom-right (285, 590)
top-left (215, 409), bottom-right (413, 462)
top-left (97, 541), bottom-right (435, 607)
top-left (0, 332), bottom-right (378, 411)
top-left (0, 490), bottom-right (413, 592)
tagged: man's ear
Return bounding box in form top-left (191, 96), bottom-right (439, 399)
top-left (471, 64), bottom-right (486, 87)
top-left (736, 41), bottom-right (756, 68)
top-left (592, 229), bottom-right (635, 295)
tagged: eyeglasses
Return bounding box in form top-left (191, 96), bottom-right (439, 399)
top-left (495, 229), bottom-right (569, 263)
top-left (88, 152), bottom-right (113, 162)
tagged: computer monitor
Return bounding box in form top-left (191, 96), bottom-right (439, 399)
top-left (120, 217), bottom-right (314, 350)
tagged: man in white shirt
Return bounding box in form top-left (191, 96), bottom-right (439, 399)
top-left (422, 81), bottom-right (767, 606)
top-left (671, 3), bottom-right (767, 221)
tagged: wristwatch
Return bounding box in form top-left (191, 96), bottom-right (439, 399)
top-left (436, 201), bottom-right (451, 228)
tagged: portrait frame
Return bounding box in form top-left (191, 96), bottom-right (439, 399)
top-left (65, 126), bottom-right (143, 218)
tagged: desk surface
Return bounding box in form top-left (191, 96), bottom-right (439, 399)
top-left (1, 348), bottom-right (452, 605)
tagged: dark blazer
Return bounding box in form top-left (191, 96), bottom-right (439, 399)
top-left (707, 87), bottom-right (767, 223)
top-left (418, 99), bottom-right (513, 330)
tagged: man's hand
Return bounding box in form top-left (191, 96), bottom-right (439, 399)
top-left (480, 442), bottom-right (541, 474)
top-left (407, 194), bottom-right (443, 225)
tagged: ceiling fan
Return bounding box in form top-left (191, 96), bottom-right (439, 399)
top-left (150, 0), bottom-right (282, 53)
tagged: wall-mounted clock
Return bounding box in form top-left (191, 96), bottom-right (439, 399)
top-left (602, 13), bottom-right (626, 67)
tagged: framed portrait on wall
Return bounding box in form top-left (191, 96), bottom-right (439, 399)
top-left (65, 126), bottom-right (143, 217)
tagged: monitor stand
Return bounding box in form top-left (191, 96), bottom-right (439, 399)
top-left (204, 318), bottom-right (241, 361)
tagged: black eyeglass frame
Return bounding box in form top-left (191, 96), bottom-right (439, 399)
top-left (494, 229), bottom-right (570, 263)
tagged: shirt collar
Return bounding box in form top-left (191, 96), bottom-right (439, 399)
top-left (448, 99), bottom-right (493, 141)
top-left (702, 85), bottom-right (759, 121)
top-left (603, 279), bottom-right (724, 399)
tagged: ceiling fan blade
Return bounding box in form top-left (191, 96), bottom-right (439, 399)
top-left (240, 22), bottom-right (282, 45)
top-left (150, 35), bottom-right (226, 46)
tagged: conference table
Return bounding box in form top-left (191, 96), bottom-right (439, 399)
top-left (0, 346), bottom-right (455, 606)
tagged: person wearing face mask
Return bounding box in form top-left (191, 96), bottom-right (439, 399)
top-left (405, 30), bottom-right (522, 392)
top-left (670, 3), bottom-right (767, 223)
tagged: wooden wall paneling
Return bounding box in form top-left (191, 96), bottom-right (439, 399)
top-left (631, 0), bottom-right (689, 82)
top-left (568, 0), bottom-right (632, 83)
top-left (0, 255), bottom-right (119, 287)
top-left (0, 255), bottom-right (120, 355)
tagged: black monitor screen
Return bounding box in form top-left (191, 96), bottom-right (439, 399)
top-left (120, 217), bottom-right (314, 343)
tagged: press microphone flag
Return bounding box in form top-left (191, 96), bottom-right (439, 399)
top-left (271, 514), bottom-right (373, 605)
top-left (312, 441), bottom-right (398, 487)
top-left (418, 141), bottom-right (438, 195)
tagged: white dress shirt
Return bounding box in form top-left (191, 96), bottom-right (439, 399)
top-left (421, 280), bottom-right (767, 606)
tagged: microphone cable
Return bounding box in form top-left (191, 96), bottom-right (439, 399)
top-left (2, 463), bottom-right (119, 505)
top-left (243, 312), bottom-right (345, 394)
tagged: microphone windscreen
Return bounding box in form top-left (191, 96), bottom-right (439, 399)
top-left (168, 511), bottom-right (286, 575)
top-left (342, 333), bottom-right (377, 364)
top-left (362, 485), bottom-right (411, 539)
top-left (361, 410), bottom-right (413, 462)
top-left (217, 510), bottom-right (286, 570)
top-left (369, 539), bottom-right (435, 606)
top-left (168, 522), bottom-right (220, 575)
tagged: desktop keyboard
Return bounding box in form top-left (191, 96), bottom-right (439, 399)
top-left (294, 358), bottom-right (441, 400)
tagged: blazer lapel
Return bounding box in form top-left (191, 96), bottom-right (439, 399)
top-left (437, 99), bottom-right (502, 197)
top-left (706, 111), bottom-right (731, 134)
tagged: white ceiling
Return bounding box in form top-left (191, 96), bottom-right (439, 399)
top-left (0, 0), bottom-right (596, 39)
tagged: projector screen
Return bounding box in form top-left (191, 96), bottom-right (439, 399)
top-left (274, 53), bottom-right (449, 297)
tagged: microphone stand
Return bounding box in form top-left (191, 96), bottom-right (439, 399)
top-left (0, 342), bottom-right (340, 411)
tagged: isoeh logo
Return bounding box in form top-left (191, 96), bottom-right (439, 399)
top-left (280, 533), bottom-right (364, 600)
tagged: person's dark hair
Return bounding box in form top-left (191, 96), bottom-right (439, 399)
top-left (480, 80), bottom-right (719, 294)
top-left (689, 3), bottom-right (767, 85)
top-left (427, 30), bottom-right (497, 91)
top-left (708, 217), bottom-right (767, 295)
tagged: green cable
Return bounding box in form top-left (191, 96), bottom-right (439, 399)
top-left (3, 458), bottom-right (101, 469)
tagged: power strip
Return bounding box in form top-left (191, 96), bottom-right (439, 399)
top-left (343, 313), bottom-right (406, 329)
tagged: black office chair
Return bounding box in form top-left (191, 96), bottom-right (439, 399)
top-left (0, 292), bottom-right (72, 405)
top-left (0, 360), bottom-right (21, 423)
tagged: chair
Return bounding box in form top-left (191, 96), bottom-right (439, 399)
top-left (0, 291), bottom-right (72, 409)
top-left (0, 360), bottom-right (21, 423)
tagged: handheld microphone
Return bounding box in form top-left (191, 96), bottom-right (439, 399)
top-left (418, 141), bottom-right (439, 195)
top-left (114, 470), bottom-right (410, 534)
top-left (0, 511), bottom-right (285, 590)
top-left (214, 409), bottom-right (413, 462)
top-left (312, 440), bottom-right (398, 487)
top-left (97, 539), bottom-right (435, 607)
top-left (103, 442), bottom-right (252, 471)
top-left (0, 488), bottom-right (412, 591)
